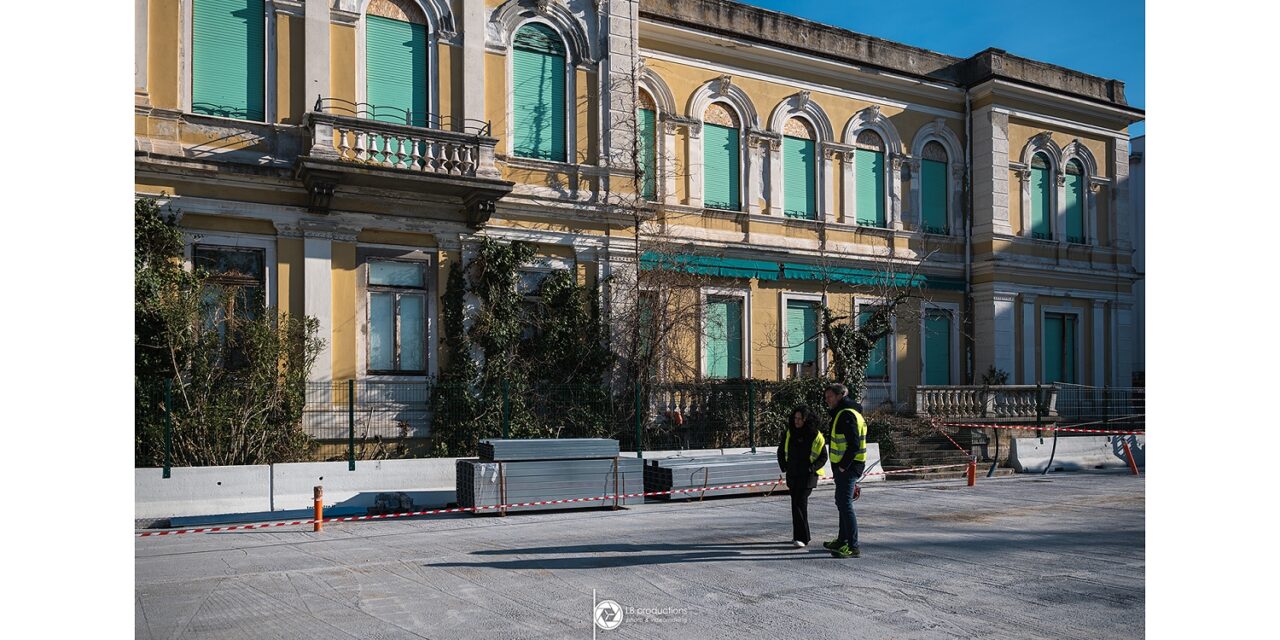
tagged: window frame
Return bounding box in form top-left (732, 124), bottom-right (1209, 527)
top-left (701, 103), bottom-right (745, 213)
top-left (699, 286), bottom-right (752, 380)
top-left (919, 302), bottom-right (961, 386)
top-left (182, 0), bottom-right (277, 123)
top-left (356, 5), bottom-right (440, 126)
top-left (780, 292), bottom-right (825, 380)
top-left (1039, 305), bottom-right (1084, 385)
top-left (854, 297), bottom-right (897, 401)
top-left (1028, 152), bottom-right (1056, 241)
top-left (365, 258), bottom-right (430, 376)
top-left (356, 247), bottom-right (436, 380)
top-left (916, 140), bottom-right (951, 235)
top-left (505, 18), bottom-right (576, 164)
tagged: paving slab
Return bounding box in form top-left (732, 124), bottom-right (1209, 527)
top-left (136, 471), bottom-right (1145, 639)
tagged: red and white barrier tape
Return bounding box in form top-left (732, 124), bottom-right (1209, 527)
top-left (929, 419), bottom-right (974, 457)
top-left (136, 462), bottom-right (973, 538)
top-left (939, 421), bottom-right (1145, 436)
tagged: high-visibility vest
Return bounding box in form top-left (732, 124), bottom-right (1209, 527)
top-left (829, 407), bottom-right (867, 465)
top-left (784, 430), bottom-right (827, 476)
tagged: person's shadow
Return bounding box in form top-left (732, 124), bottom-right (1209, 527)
top-left (426, 541), bottom-right (830, 570)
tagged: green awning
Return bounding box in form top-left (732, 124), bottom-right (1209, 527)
top-left (638, 251), bottom-right (963, 290)
top-left (640, 252), bottom-right (780, 281)
top-left (780, 263), bottom-right (964, 291)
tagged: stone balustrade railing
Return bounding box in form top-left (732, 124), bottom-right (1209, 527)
top-left (304, 112), bottom-right (500, 179)
top-left (914, 385), bottom-right (1058, 420)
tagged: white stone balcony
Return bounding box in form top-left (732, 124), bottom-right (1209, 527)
top-left (913, 385), bottom-right (1058, 422)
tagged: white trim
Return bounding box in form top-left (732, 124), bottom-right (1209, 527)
top-left (919, 302), bottom-right (961, 386)
top-left (854, 296), bottom-right (897, 403)
top-left (354, 248), bottom-right (437, 380)
top-left (505, 17), bottom-right (578, 164)
top-left (698, 286), bottom-right (752, 380)
top-left (181, 0), bottom-right (278, 123)
top-left (909, 118), bottom-right (965, 235)
top-left (181, 231), bottom-right (279, 312)
top-left (1038, 304), bottom-right (1085, 385)
top-left (768, 94), bottom-right (832, 220)
top-left (694, 93), bottom-right (753, 213)
top-left (355, 0), bottom-right (443, 124)
top-left (844, 106), bottom-right (904, 230)
top-left (637, 68), bottom-right (677, 204)
top-left (780, 291), bottom-right (827, 380)
top-left (1020, 142), bottom-right (1060, 241)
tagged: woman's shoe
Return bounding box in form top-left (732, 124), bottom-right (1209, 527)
top-left (792, 540), bottom-right (807, 548)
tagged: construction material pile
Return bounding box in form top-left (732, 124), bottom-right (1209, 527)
top-left (456, 438), bottom-right (642, 514)
top-left (644, 452), bottom-right (786, 500)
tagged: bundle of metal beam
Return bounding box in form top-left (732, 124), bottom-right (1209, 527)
top-left (477, 438), bottom-right (620, 461)
top-left (644, 453), bottom-right (786, 500)
top-left (456, 457), bottom-right (645, 514)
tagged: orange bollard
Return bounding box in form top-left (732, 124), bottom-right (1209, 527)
top-left (1121, 439), bottom-right (1140, 476)
top-left (966, 459), bottom-right (977, 487)
top-left (313, 485), bottom-right (324, 532)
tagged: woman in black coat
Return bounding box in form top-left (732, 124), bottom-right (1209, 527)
top-left (777, 405), bottom-right (828, 547)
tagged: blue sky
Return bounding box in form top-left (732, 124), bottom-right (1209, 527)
top-left (741, 0), bottom-right (1145, 136)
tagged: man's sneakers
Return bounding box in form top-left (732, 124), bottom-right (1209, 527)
top-left (792, 540), bottom-right (807, 548)
top-left (830, 543), bottom-right (861, 558)
top-left (822, 539), bottom-right (841, 550)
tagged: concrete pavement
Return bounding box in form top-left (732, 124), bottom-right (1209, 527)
top-left (136, 471), bottom-right (1145, 639)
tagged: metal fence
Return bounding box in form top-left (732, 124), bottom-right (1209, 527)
top-left (1053, 384), bottom-right (1145, 431)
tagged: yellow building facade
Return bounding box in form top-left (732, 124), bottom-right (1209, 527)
top-left (135, 0), bottom-right (1143, 429)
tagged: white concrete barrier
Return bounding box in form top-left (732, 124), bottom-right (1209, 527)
top-left (135, 465), bottom-right (271, 520)
top-left (624, 443), bottom-right (882, 483)
top-left (271, 458), bottom-right (459, 511)
top-left (1010, 435), bottom-right (1145, 473)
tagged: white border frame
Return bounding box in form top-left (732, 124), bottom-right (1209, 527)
top-left (181, 0), bottom-right (278, 123)
top-left (355, 0), bottom-right (443, 124)
top-left (182, 231), bottom-right (278, 311)
top-left (698, 286), bottom-right (752, 380)
top-left (355, 246), bottom-right (438, 381)
top-left (780, 291), bottom-right (827, 380)
top-left (919, 302), bottom-right (961, 386)
top-left (854, 296), bottom-right (898, 402)
top-left (1039, 304), bottom-right (1085, 385)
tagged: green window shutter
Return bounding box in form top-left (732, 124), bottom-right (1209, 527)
top-left (366, 15), bottom-right (428, 127)
top-left (512, 24), bottom-right (566, 162)
top-left (638, 108), bottom-right (658, 201)
top-left (703, 123), bottom-right (741, 211)
top-left (1030, 164), bottom-right (1052, 239)
top-left (1065, 172), bottom-right (1085, 243)
top-left (921, 159), bottom-right (948, 234)
top-left (924, 312), bottom-right (952, 385)
top-left (860, 309), bottom-right (889, 378)
top-left (192, 0), bottom-right (265, 121)
top-left (705, 298), bottom-right (743, 378)
top-left (1042, 313), bottom-right (1078, 384)
top-left (855, 149), bottom-right (886, 227)
top-left (783, 136), bottom-right (817, 219)
top-left (786, 302), bottom-right (817, 365)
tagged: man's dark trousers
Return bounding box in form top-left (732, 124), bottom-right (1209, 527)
top-left (833, 465), bottom-right (859, 547)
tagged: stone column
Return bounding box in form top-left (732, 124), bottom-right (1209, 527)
top-left (973, 287), bottom-right (1018, 381)
top-left (1115, 301), bottom-right (1134, 387)
top-left (839, 150), bottom-right (855, 224)
top-left (662, 120), bottom-right (678, 206)
top-left (1014, 168), bottom-right (1031, 236)
top-left (1112, 136), bottom-right (1133, 251)
top-left (1092, 299), bottom-right (1106, 386)
top-left (460, 0), bottom-right (485, 126)
top-left (304, 0), bottom-right (330, 109)
top-left (971, 106), bottom-right (1012, 237)
top-left (766, 136), bottom-right (783, 216)
top-left (687, 122), bottom-right (704, 208)
top-left (889, 154), bottom-right (904, 230)
top-left (1021, 293), bottom-right (1038, 384)
top-left (822, 146), bottom-right (838, 223)
top-left (602, 0), bottom-right (639, 180)
top-left (905, 158), bottom-right (921, 229)
top-left (303, 232), bottom-right (334, 382)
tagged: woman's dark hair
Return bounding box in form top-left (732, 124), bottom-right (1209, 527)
top-left (790, 405), bottom-right (821, 438)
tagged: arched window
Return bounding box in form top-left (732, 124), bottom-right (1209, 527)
top-left (703, 102), bottom-right (741, 211)
top-left (782, 117), bottom-right (817, 219)
top-left (512, 23), bottom-right (567, 161)
top-left (1064, 159), bottom-right (1085, 243)
top-left (365, 0), bottom-right (429, 127)
top-left (919, 141), bottom-right (949, 234)
top-left (854, 130), bottom-right (886, 227)
top-left (637, 90), bottom-right (658, 201)
top-left (192, 0), bottom-right (266, 121)
top-left (1029, 153), bottom-right (1053, 239)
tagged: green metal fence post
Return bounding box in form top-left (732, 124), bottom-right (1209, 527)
top-left (347, 379), bottom-right (355, 471)
top-left (634, 382), bottom-right (643, 459)
top-left (748, 379), bottom-right (756, 454)
top-left (163, 378), bottom-right (173, 479)
top-left (505, 380), bottom-right (513, 439)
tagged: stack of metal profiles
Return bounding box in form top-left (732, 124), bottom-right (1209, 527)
top-left (456, 439), bottom-right (641, 514)
top-left (644, 453), bottom-right (786, 500)
top-left (477, 438), bottom-right (619, 461)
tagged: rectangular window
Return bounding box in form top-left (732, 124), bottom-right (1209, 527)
top-left (638, 108), bottom-right (658, 201)
top-left (859, 306), bottom-right (890, 379)
top-left (367, 260), bottom-right (428, 374)
top-left (1042, 312), bottom-right (1077, 384)
top-left (703, 123), bottom-right (741, 211)
top-left (1030, 164), bottom-right (1052, 239)
top-left (783, 136), bottom-right (817, 219)
top-left (704, 296), bottom-right (744, 378)
top-left (855, 148), bottom-right (886, 227)
top-left (921, 159), bottom-right (948, 234)
top-left (923, 310), bottom-right (952, 385)
top-left (785, 300), bottom-right (818, 378)
top-left (512, 32), bottom-right (567, 161)
top-left (365, 14), bottom-right (428, 127)
top-left (192, 0), bottom-right (266, 121)
top-left (1064, 172), bottom-right (1085, 243)
top-left (195, 245), bottom-right (265, 368)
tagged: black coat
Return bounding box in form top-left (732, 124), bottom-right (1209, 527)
top-left (777, 427), bottom-right (828, 489)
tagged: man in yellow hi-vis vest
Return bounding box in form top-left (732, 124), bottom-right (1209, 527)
top-left (822, 383), bottom-right (867, 558)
